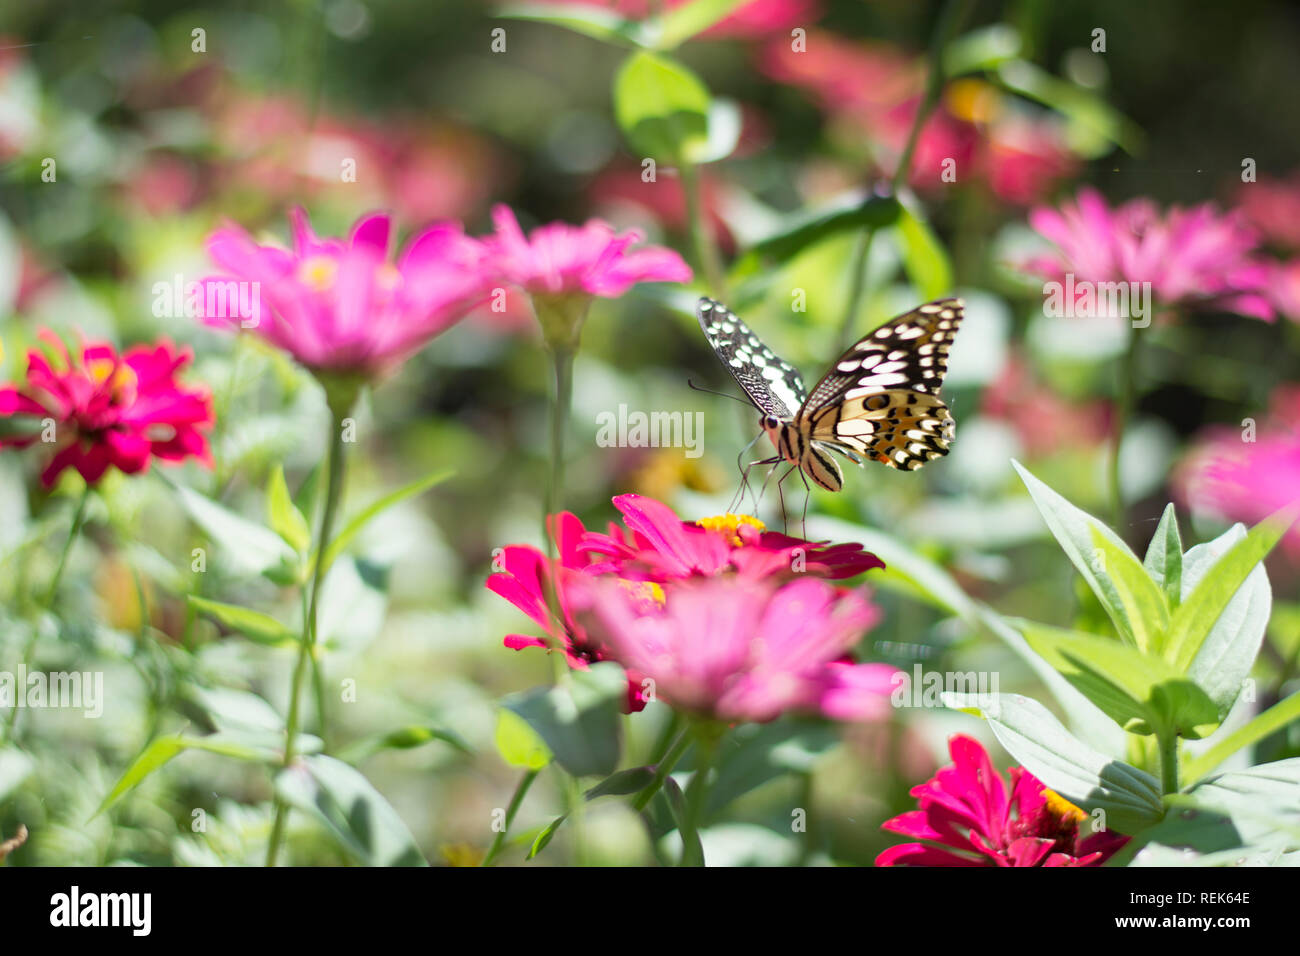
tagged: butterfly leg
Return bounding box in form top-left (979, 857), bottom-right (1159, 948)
top-left (774, 464), bottom-right (797, 532)
top-left (796, 465), bottom-right (812, 539)
top-left (730, 432), bottom-right (768, 514)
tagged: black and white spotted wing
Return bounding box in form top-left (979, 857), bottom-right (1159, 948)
top-left (696, 298), bottom-right (806, 419)
top-left (802, 299), bottom-right (963, 471)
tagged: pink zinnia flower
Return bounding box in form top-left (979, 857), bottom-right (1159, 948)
top-left (877, 735), bottom-right (1128, 866)
top-left (201, 208), bottom-right (490, 380)
top-left (576, 574), bottom-right (894, 724)
top-left (484, 204), bottom-right (691, 301)
top-left (581, 493), bottom-right (884, 581)
top-left (980, 353), bottom-right (1110, 457)
top-left (1236, 173), bottom-right (1300, 252)
top-left (512, 0), bottom-right (815, 39)
top-left (1177, 386), bottom-right (1300, 558)
top-left (1024, 187), bottom-right (1276, 320)
top-left (0, 332), bottom-right (213, 487)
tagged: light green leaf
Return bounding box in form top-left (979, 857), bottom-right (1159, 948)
top-left (188, 596), bottom-right (295, 647)
top-left (736, 193), bottom-right (901, 268)
top-left (502, 662), bottom-right (625, 777)
top-left (527, 813), bottom-right (568, 859)
top-left (1143, 503), bottom-right (1183, 611)
top-left (654, 0), bottom-right (747, 49)
top-left (1166, 758), bottom-right (1300, 848)
top-left (943, 23), bottom-right (1021, 75)
top-left (944, 691), bottom-right (1164, 833)
top-left (267, 465), bottom-right (311, 554)
top-left (1090, 527), bottom-right (1170, 654)
top-left (1169, 515), bottom-right (1290, 697)
top-left (494, 709), bottom-right (552, 771)
top-left (586, 767), bottom-right (657, 800)
top-left (173, 483), bottom-right (296, 579)
top-left (318, 468), bottom-right (453, 576)
top-left (275, 754), bottom-right (427, 866)
top-left (994, 59), bottom-right (1143, 157)
top-left (613, 50), bottom-right (711, 163)
top-left (497, 3), bottom-right (648, 48)
top-left (1185, 691), bottom-right (1300, 783)
top-left (893, 204), bottom-right (953, 300)
top-left (341, 724), bottom-right (473, 762)
top-left (1013, 460), bottom-right (1158, 650)
top-left (1018, 620), bottom-right (1220, 738)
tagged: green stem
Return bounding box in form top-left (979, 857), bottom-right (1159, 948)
top-left (4, 486), bottom-right (91, 742)
top-left (1158, 731), bottom-right (1179, 795)
top-left (632, 729), bottom-right (693, 812)
top-left (835, 0), bottom-right (971, 349)
top-left (681, 161), bottom-right (725, 299)
top-left (481, 768), bottom-right (541, 867)
top-left (1110, 321), bottom-right (1142, 533)
top-left (678, 727), bottom-right (722, 866)
top-left (266, 408), bottom-right (349, 866)
top-left (544, 346), bottom-right (574, 541)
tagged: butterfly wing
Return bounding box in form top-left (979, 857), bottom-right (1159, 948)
top-left (800, 298), bottom-right (962, 471)
top-left (697, 298), bottom-right (807, 419)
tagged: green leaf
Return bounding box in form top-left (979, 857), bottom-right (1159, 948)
top-left (275, 754), bottom-right (427, 866)
top-left (497, 3), bottom-right (648, 48)
top-left (173, 483), bottom-right (296, 579)
top-left (1089, 527), bottom-right (1170, 654)
top-left (613, 50), bottom-right (711, 163)
top-left (1018, 620), bottom-right (1220, 738)
top-left (654, 0), bottom-right (747, 49)
top-left (0, 748), bottom-right (35, 803)
top-left (585, 767), bottom-right (656, 800)
top-left (944, 691), bottom-right (1164, 833)
top-left (994, 59), bottom-right (1143, 157)
top-left (1143, 503), bottom-right (1183, 610)
top-left (318, 468), bottom-right (453, 576)
top-left (1013, 460), bottom-right (1162, 651)
top-left (1167, 758), bottom-right (1300, 847)
top-left (267, 465), bottom-right (311, 554)
top-left (501, 662), bottom-right (625, 778)
top-left (893, 203), bottom-right (953, 300)
top-left (1167, 512), bottom-right (1291, 689)
top-left (527, 813), bottom-right (568, 859)
top-left (943, 23), bottom-right (1021, 75)
top-left (706, 719), bottom-right (838, 815)
top-left (94, 730), bottom-right (315, 818)
top-left (187, 596), bottom-right (296, 647)
top-left (1185, 691), bottom-right (1300, 783)
top-left (494, 709), bottom-right (552, 771)
top-left (341, 724), bottom-right (473, 762)
top-left (736, 193), bottom-right (901, 268)
top-left (317, 557), bottom-right (389, 653)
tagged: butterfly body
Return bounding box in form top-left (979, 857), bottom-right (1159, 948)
top-left (697, 297), bottom-right (963, 492)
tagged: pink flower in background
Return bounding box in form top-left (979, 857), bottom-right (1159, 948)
top-left (518, 0), bottom-right (816, 39)
top-left (982, 118), bottom-right (1077, 205)
top-left (1177, 386), bottom-right (1300, 557)
top-left (1024, 188), bottom-right (1276, 320)
top-left (0, 333), bottom-right (213, 486)
top-left (1267, 260), bottom-right (1300, 321)
top-left (877, 735), bottom-right (1128, 866)
top-left (981, 353), bottom-right (1110, 457)
top-left (483, 205), bottom-right (691, 300)
top-left (577, 575), bottom-right (892, 723)
top-left (201, 208), bottom-right (490, 378)
top-left (582, 493), bottom-right (884, 581)
top-left (1236, 173), bottom-right (1300, 252)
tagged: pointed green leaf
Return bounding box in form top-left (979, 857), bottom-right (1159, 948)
top-left (502, 662), bottom-right (625, 778)
top-left (498, 3), bottom-right (648, 48)
top-left (318, 468), bottom-right (453, 576)
top-left (527, 813), bottom-right (569, 859)
top-left (944, 691), bottom-right (1164, 833)
top-left (1089, 527), bottom-right (1170, 653)
top-left (173, 483), bottom-right (296, 578)
top-left (188, 596), bottom-right (296, 647)
top-left (1185, 691), bottom-right (1300, 783)
top-left (654, 0), bottom-right (747, 49)
top-left (267, 465), bottom-right (311, 554)
top-left (893, 203), bottom-right (953, 300)
top-left (494, 709), bottom-right (552, 771)
top-left (1143, 503), bottom-right (1183, 611)
top-left (275, 754), bottom-right (427, 866)
top-left (613, 51), bottom-right (711, 163)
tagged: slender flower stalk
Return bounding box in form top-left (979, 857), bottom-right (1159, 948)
top-left (678, 723), bottom-right (724, 866)
top-left (631, 728), bottom-right (692, 812)
top-left (480, 768), bottom-right (541, 867)
top-left (3, 486), bottom-right (92, 743)
top-left (680, 161), bottom-right (725, 298)
top-left (266, 401), bottom-right (351, 866)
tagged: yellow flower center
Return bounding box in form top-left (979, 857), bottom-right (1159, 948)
top-left (695, 513), bottom-right (766, 546)
top-left (618, 579), bottom-right (665, 610)
top-left (1042, 788), bottom-right (1087, 825)
top-left (297, 255), bottom-right (339, 291)
top-left (87, 359), bottom-right (138, 403)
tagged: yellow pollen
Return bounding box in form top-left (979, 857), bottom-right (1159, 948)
top-left (944, 77), bottom-right (1001, 125)
top-left (88, 359), bottom-right (137, 401)
top-left (695, 513), bottom-right (765, 546)
top-left (1042, 788), bottom-right (1087, 825)
top-left (618, 579), bottom-right (665, 609)
top-left (298, 256), bottom-right (339, 291)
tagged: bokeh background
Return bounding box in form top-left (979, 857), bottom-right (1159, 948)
top-left (1, 0), bottom-right (1298, 865)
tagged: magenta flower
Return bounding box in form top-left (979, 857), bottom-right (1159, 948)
top-left (483, 205), bottom-right (691, 349)
top-left (877, 735), bottom-right (1128, 867)
top-left (200, 208), bottom-right (490, 382)
top-left (581, 494), bottom-right (884, 582)
top-left (1237, 173), bottom-right (1300, 252)
top-left (1024, 187), bottom-right (1276, 320)
top-left (1177, 386), bottom-right (1300, 558)
top-left (575, 574), bottom-right (892, 724)
top-left (0, 332), bottom-right (213, 487)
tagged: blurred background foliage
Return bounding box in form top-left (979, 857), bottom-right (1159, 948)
top-left (0, 0), bottom-right (1297, 866)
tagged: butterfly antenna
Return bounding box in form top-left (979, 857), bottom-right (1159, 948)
top-left (687, 378), bottom-right (754, 406)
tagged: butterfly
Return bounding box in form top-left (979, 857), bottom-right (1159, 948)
top-left (696, 297), bottom-right (963, 492)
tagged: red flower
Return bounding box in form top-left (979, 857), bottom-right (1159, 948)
top-left (581, 493), bottom-right (884, 581)
top-left (876, 735), bottom-right (1128, 866)
top-left (0, 332), bottom-right (213, 487)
